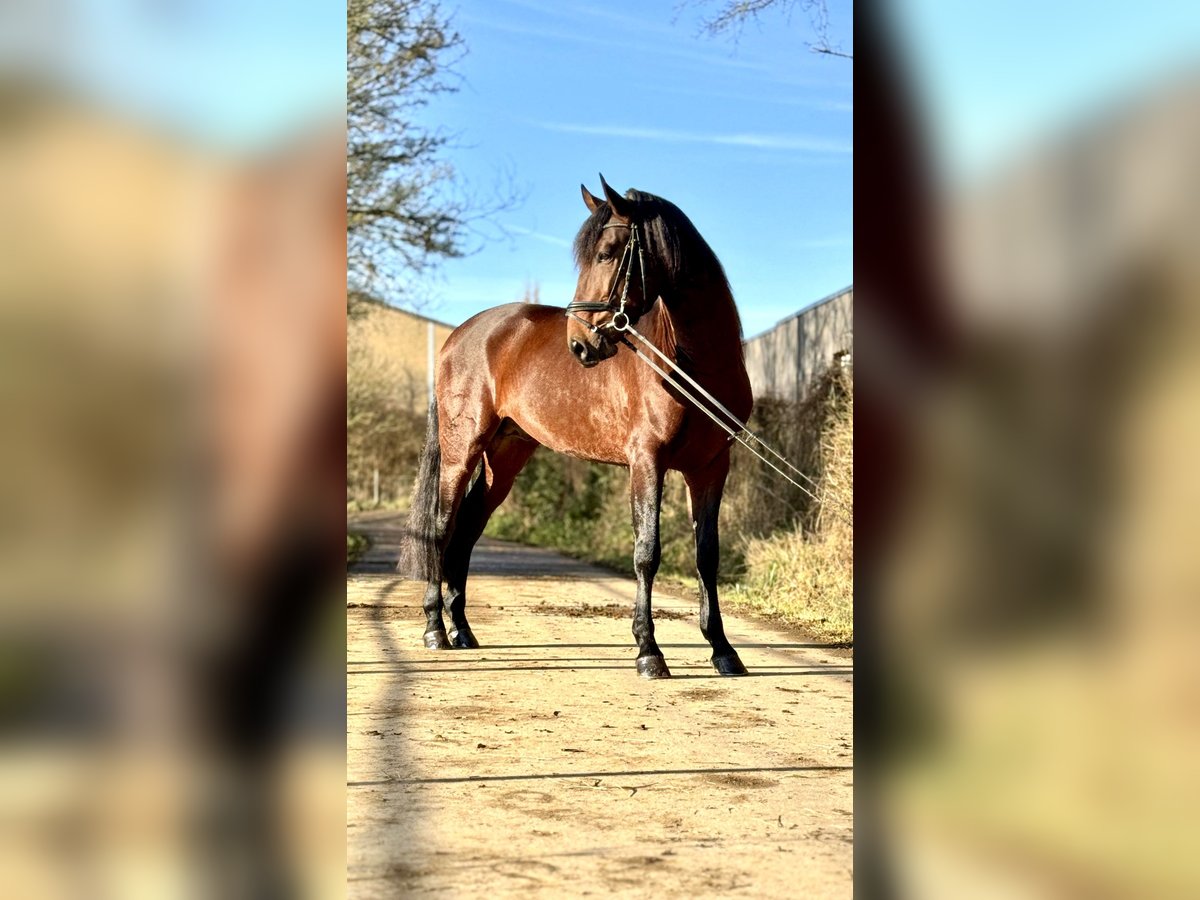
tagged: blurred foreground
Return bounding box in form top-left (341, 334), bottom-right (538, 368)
top-left (1, 44), bottom-right (345, 900)
top-left (860, 5), bottom-right (1200, 896)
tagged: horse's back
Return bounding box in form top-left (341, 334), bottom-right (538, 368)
top-left (441, 302), bottom-right (558, 355)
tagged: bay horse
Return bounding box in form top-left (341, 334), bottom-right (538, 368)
top-left (399, 176), bottom-right (753, 677)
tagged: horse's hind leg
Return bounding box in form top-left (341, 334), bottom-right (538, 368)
top-left (685, 452), bottom-right (746, 675)
top-left (420, 447), bottom-right (479, 650)
top-left (422, 420), bottom-right (497, 650)
top-left (438, 474), bottom-right (487, 648)
top-left (441, 426), bottom-right (538, 648)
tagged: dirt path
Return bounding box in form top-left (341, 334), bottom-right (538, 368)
top-left (347, 513), bottom-right (853, 898)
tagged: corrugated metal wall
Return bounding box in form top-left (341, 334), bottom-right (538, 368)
top-left (742, 287), bottom-right (853, 401)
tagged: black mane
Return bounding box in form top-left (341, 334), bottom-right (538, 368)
top-left (573, 189), bottom-right (734, 293)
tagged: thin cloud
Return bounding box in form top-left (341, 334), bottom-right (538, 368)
top-left (533, 122), bottom-right (852, 154)
top-left (494, 0), bottom-right (677, 38)
top-left (504, 224), bottom-right (572, 248)
top-left (645, 83), bottom-right (852, 113)
top-left (460, 13), bottom-right (773, 73)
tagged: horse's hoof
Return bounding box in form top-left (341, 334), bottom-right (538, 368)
top-left (637, 656), bottom-right (672, 679)
top-left (448, 626), bottom-right (479, 649)
top-left (712, 653), bottom-right (747, 676)
top-left (424, 629), bottom-right (452, 650)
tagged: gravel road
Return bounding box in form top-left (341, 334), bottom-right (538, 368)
top-left (347, 513), bottom-right (853, 898)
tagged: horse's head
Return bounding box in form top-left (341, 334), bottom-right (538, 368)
top-left (565, 175), bottom-right (657, 368)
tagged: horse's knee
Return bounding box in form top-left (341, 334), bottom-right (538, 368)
top-left (633, 537), bottom-right (660, 580)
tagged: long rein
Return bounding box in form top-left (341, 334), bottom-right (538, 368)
top-left (564, 223), bottom-right (820, 502)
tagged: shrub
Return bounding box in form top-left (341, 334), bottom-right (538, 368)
top-left (346, 321), bottom-right (426, 508)
top-left (727, 368), bottom-right (852, 643)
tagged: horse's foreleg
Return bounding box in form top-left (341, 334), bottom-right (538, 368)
top-left (685, 452), bottom-right (746, 675)
top-left (442, 430), bottom-right (538, 648)
top-left (629, 454), bottom-right (669, 678)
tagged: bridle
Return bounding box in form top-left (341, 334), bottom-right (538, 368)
top-left (564, 221), bottom-right (647, 335)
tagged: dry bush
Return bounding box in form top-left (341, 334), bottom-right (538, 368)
top-left (727, 369), bottom-right (853, 643)
top-left (723, 363), bottom-right (853, 547)
top-left (346, 325), bottom-right (426, 508)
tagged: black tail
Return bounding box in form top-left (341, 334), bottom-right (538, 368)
top-left (397, 401), bottom-right (441, 581)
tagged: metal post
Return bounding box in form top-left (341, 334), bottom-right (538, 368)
top-left (373, 468), bottom-right (380, 506)
top-left (427, 321), bottom-right (435, 407)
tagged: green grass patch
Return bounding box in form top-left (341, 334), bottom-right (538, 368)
top-left (347, 532), bottom-right (369, 566)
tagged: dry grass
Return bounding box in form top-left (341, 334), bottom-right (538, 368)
top-left (727, 368), bottom-right (853, 644)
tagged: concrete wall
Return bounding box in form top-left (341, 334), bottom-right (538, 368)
top-left (348, 303), bottom-right (455, 413)
top-left (743, 287), bottom-right (853, 402)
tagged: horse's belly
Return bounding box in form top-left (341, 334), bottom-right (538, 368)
top-left (504, 402), bottom-right (629, 466)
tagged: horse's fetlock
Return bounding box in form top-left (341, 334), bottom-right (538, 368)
top-left (421, 586), bottom-right (443, 615)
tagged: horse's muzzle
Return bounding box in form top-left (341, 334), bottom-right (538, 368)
top-left (569, 335), bottom-right (616, 368)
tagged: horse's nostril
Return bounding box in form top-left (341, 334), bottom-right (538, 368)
top-left (570, 339), bottom-right (586, 358)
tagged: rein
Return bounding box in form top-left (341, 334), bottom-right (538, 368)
top-left (610, 318), bottom-right (820, 502)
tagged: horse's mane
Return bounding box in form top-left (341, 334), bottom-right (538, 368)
top-left (572, 189), bottom-right (745, 348)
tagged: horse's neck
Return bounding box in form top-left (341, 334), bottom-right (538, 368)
top-left (657, 286), bottom-right (744, 371)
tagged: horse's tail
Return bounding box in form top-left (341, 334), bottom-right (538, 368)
top-left (397, 401), bottom-right (441, 581)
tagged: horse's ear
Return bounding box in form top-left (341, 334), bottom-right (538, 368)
top-left (599, 173), bottom-right (633, 220)
top-left (581, 184), bottom-right (602, 213)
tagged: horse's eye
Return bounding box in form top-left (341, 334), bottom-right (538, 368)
top-left (597, 251), bottom-right (611, 262)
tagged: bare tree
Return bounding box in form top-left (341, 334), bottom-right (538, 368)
top-left (348, 0), bottom-right (525, 307)
top-left (347, 0), bottom-right (467, 302)
top-left (685, 0), bottom-right (853, 59)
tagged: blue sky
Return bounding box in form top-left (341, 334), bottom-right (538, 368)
top-left (417, 0), bottom-right (854, 337)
